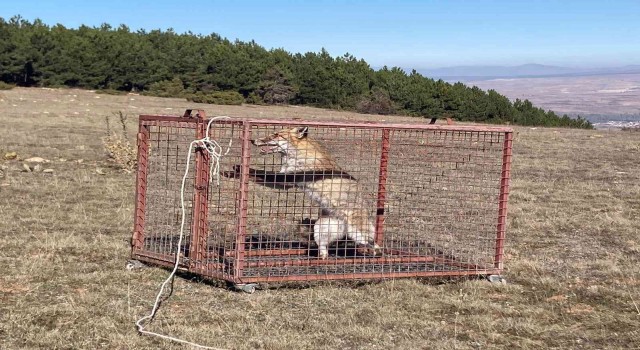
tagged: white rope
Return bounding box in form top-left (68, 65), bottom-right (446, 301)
top-left (135, 116), bottom-right (233, 350)
top-left (202, 117), bottom-right (234, 186)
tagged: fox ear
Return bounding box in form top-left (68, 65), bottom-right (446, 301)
top-left (296, 126), bottom-right (309, 139)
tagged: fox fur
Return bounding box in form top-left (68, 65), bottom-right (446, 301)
top-left (249, 126), bottom-right (380, 259)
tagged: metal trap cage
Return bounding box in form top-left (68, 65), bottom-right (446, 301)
top-left (131, 109), bottom-right (513, 290)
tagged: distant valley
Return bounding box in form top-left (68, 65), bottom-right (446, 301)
top-left (464, 73), bottom-right (640, 129)
top-left (417, 63), bottom-right (640, 82)
top-left (414, 64), bottom-right (640, 129)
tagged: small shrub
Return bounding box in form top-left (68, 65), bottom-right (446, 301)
top-left (255, 68), bottom-right (297, 105)
top-left (95, 89), bottom-right (128, 96)
top-left (102, 111), bottom-right (136, 171)
top-left (245, 92), bottom-right (263, 105)
top-left (356, 89), bottom-right (396, 115)
top-left (144, 77), bottom-right (186, 98)
top-left (0, 81), bottom-right (16, 90)
top-left (257, 83), bottom-right (297, 105)
top-left (187, 91), bottom-right (244, 105)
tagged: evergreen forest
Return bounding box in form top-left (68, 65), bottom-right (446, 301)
top-left (0, 16), bottom-right (592, 128)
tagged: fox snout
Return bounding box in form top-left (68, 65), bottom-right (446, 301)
top-left (251, 138), bottom-right (280, 154)
top-left (250, 126), bottom-right (310, 155)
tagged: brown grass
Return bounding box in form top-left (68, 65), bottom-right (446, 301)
top-left (1, 87), bottom-right (639, 349)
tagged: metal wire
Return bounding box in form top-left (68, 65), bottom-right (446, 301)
top-left (132, 113), bottom-right (514, 285)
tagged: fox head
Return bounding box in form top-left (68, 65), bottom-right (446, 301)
top-left (251, 126), bottom-right (309, 155)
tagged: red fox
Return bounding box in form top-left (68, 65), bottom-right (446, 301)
top-left (249, 126), bottom-right (380, 259)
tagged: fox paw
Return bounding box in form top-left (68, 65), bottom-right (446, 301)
top-left (356, 244), bottom-right (382, 257)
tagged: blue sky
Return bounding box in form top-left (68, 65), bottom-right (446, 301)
top-left (2, 0), bottom-right (639, 70)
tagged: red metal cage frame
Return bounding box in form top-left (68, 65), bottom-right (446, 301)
top-left (131, 110), bottom-right (513, 286)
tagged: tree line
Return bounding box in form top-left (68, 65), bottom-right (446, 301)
top-left (0, 16), bottom-right (592, 128)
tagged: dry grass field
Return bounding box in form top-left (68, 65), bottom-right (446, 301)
top-left (1, 87), bottom-right (639, 349)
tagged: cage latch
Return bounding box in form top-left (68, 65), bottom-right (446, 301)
top-left (183, 109), bottom-right (207, 119)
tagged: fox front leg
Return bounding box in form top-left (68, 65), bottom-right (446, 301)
top-left (314, 224), bottom-right (330, 260)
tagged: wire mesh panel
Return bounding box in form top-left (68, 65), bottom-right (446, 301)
top-left (236, 125), bottom-right (384, 281)
top-left (131, 117), bottom-right (199, 268)
top-left (383, 130), bottom-right (506, 270)
top-left (132, 111), bottom-right (513, 286)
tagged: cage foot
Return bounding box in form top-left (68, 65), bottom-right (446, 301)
top-left (486, 275), bottom-right (507, 284)
top-left (234, 283), bottom-right (257, 294)
top-left (125, 259), bottom-right (147, 271)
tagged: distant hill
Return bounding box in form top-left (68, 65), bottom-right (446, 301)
top-left (417, 64), bottom-right (640, 82)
